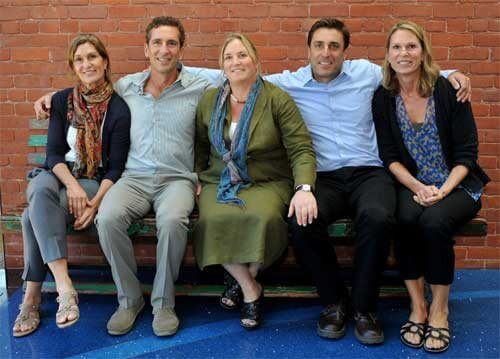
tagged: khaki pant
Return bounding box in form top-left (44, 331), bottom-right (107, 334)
top-left (95, 174), bottom-right (194, 311)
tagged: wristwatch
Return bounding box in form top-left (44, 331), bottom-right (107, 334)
top-left (295, 184), bottom-right (312, 193)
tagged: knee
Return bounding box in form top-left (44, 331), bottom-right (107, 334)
top-left (418, 214), bottom-right (453, 241)
top-left (288, 216), bottom-right (302, 236)
top-left (288, 216), bottom-right (322, 248)
top-left (156, 211), bottom-right (189, 234)
top-left (95, 204), bottom-right (126, 230)
top-left (358, 206), bottom-right (395, 229)
top-left (21, 208), bottom-right (31, 227)
top-left (289, 220), bottom-right (306, 248)
top-left (258, 209), bottom-right (283, 228)
top-left (28, 182), bottom-right (57, 203)
top-left (21, 209), bottom-right (35, 241)
top-left (196, 211), bottom-right (214, 229)
top-left (397, 210), bottom-right (418, 227)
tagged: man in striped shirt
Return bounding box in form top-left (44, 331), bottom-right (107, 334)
top-left (34, 16), bottom-right (210, 338)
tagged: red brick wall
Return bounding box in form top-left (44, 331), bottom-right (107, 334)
top-left (1, 1), bottom-right (499, 269)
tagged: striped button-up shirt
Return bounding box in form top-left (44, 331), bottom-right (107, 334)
top-left (115, 67), bottom-right (210, 180)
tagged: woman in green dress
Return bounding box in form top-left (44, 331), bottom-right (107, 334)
top-left (194, 33), bottom-right (316, 329)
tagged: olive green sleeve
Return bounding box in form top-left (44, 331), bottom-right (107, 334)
top-left (273, 89), bottom-right (317, 189)
top-left (194, 94), bottom-right (211, 174)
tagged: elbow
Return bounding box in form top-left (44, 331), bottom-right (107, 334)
top-left (46, 155), bottom-right (65, 170)
top-left (453, 159), bottom-right (474, 172)
top-left (103, 170), bottom-right (120, 183)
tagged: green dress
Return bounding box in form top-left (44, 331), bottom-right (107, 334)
top-left (194, 80), bottom-right (316, 269)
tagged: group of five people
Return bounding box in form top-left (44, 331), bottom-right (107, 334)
top-left (13, 16), bottom-right (488, 354)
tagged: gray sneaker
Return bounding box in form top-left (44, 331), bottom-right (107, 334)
top-left (107, 299), bottom-right (145, 336)
top-left (152, 307), bottom-right (179, 337)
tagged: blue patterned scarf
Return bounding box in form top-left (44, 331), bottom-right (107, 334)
top-left (209, 77), bottom-right (263, 206)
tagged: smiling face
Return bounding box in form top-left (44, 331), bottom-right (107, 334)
top-left (144, 25), bottom-right (183, 76)
top-left (308, 27), bottom-right (345, 83)
top-left (73, 42), bottom-right (108, 88)
top-left (222, 39), bottom-right (258, 85)
top-left (387, 29), bottom-right (423, 77)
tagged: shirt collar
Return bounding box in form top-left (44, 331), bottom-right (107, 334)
top-left (131, 62), bottom-right (189, 94)
top-left (302, 61), bottom-right (352, 86)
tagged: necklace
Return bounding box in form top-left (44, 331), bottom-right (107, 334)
top-left (230, 94), bottom-right (246, 104)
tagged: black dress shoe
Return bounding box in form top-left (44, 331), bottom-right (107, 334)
top-left (317, 299), bottom-right (348, 339)
top-left (353, 312), bottom-right (384, 345)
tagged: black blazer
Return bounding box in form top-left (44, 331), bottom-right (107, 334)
top-left (372, 76), bottom-right (490, 193)
top-left (46, 87), bottom-right (131, 183)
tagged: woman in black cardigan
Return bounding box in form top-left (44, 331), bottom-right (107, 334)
top-left (372, 21), bottom-right (489, 353)
top-left (13, 34), bottom-right (131, 337)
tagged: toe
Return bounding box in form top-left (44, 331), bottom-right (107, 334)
top-left (428, 338), bottom-right (437, 349)
top-left (222, 298), bottom-right (235, 307)
top-left (404, 332), bottom-right (419, 345)
top-left (56, 314), bottom-right (67, 324)
top-left (241, 319), bottom-right (257, 327)
top-left (67, 311), bottom-right (77, 321)
top-left (426, 337), bottom-right (441, 350)
top-left (20, 323), bottom-right (30, 332)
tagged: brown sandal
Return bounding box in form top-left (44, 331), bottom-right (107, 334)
top-left (56, 291), bottom-right (79, 328)
top-left (13, 303), bottom-right (41, 337)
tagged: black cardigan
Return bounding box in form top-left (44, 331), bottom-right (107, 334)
top-left (372, 76), bottom-right (490, 193)
top-left (45, 88), bottom-right (131, 183)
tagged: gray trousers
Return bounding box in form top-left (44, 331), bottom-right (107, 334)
top-left (22, 170), bottom-right (99, 282)
top-left (95, 174), bottom-right (194, 311)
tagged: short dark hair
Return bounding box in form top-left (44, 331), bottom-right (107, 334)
top-left (145, 16), bottom-right (185, 47)
top-left (307, 18), bottom-right (350, 50)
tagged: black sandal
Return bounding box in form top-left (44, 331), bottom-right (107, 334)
top-left (240, 288), bottom-right (264, 330)
top-left (220, 271), bottom-right (243, 310)
top-left (423, 325), bottom-right (451, 353)
top-left (400, 320), bottom-right (425, 348)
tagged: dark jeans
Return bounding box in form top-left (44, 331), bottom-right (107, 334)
top-left (396, 187), bottom-right (481, 285)
top-left (289, 166), bottom-right (396, 313)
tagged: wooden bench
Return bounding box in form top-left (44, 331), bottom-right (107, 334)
top-left (0, 213), bottom-right (488, 297)
top-left (0, 120), bottom-right (489, 297)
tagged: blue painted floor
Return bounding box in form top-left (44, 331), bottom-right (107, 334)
top-left (1, 270), bottom-right (499, 358)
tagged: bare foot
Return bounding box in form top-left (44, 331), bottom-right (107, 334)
top-left (403, 303), bottom-right (427, 346)
top-left (426, 310), bottom-right (449, 350)
top-left (241, 283), bottom-right (262, 327)
top-left (13, 297), bottom-right (41, 336)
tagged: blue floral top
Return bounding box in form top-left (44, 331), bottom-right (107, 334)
top-left (396, 95), bottom-right (481, 201)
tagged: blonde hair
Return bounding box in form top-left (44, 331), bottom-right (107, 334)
top-left (68, 33), bottom-right (112, 84)
top-left (382, 21), bottom-right (440, 97)
top-left (219, 33), bottom-right (261, 74)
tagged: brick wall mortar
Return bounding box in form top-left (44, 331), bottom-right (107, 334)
top-left (1, 1), bottom-right (498, 268)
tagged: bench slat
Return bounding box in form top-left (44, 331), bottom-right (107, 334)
top-left (28, 134), bottom-right (48, 147)
top-left (28, 153), bottom-right (46, 166)
top-left (29, 119), bottom-right (49, 130)
top-left (1, 215), bottom-right (488, 238)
